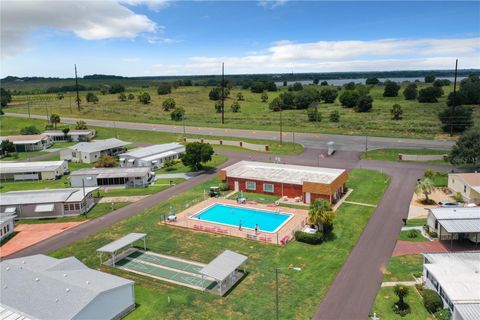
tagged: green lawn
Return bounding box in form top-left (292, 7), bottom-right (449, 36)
top-left (6, 83), bottom-right (480, 138)
top-left (17, 202), bottom-right (129, 224)
top-left (383, 254), bottom-right (423, 282)
top-left (430, 172), bottom-right (448, 187)
top-left (398, 230), bottom-right (430, 242)
top-left (345, 169), bottom-right (391, 204)
top-left (51, 169), bottom-right (388, 319)
top-left (372, 287), bottom-right (433, 320)
top-left (1, 116), bottom-right (303, 155)
top-left (361, 148), bottom-right (450, 165)
top-left (0, 151), bottom-right (49, 161)
top-left (0, 177), bottom-right (69, 192)
top-left (97, 178), bottom-right (185, 197)
top-left (406, 218), bottom-right (427, 227)
top-left (155, 154), bottom-right (228, 174)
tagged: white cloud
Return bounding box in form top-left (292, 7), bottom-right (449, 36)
top-left (0, 0), bottom-right (158, 58)
top-left (122, 57), bottom-right (141, 63)
top-left (119, 0), bottom-right (169, 12)
top-left (258, 0), bottom-right (288, 9)
top-left (150, 37), bottom-right (480, 75)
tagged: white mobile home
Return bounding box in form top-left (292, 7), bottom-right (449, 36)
top-left (0, 213), bottom-right (16, 241)
top-left (70, 167), bottom-right (154, 188)
top-left (60, 138), bottom-right (131, 163)
top-left (0, 134), bottom-right (52, 152)
top-left (427, 207), bottom-right (480, 243)
top-left (0, 254), bottom-right (135, 320)
top-left (119, 143), bottom-right (185, 169)
top-left (448, 173), bottom-right (480, 205)
top-left (0, 160), bottom-right (69, 181)
top-left (0, 187), bottom-right (98, 219)
top-left (423, 252), bottom-right (480, 320)
top-left (44, 129), bottom-right (96, 142)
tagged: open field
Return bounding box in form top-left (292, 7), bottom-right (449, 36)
top-left (1, 116), bottom-right (302, 155)
top-left (51, 169), bottom-right (388, 319)
top-left (5, 83), bottom-right (480, 139)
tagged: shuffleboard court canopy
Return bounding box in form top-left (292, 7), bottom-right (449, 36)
top-left (200, 250), bottom-right (247, 282)
top-left (97, 233), bottom-right (147, 254)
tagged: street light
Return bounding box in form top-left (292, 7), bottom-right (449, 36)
top-left (275, 266), bottom-right (302, 320)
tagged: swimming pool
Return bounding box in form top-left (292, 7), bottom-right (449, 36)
top-left (191, 204), bottom-right (292, 233)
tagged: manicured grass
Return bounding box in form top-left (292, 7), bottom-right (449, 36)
top-left (398, 230), bottom-right (430, 242)
top-left (97, 179), bottom-right (185, 197)
top-left (51, 169), bottom-right (388, 319)
top-left (17, 202), bottom-right (129, 224)
top-left (345, 169), bottom-right (390, 204)
top-left (0, 151), bottom-right (49, 161)
top-left (361, 148), bottom-right (450, 165)
top-left (155, 154), bottom-right (228, 174)
top-left (2, 116), bottom-right (303, 155)
top-left (383, 254), bottom-right (423, 282)
top-left (430, 172), bottom-right (448, 187)
top-left (0, 177), bottom-right (69, 192)
top-left (6, 84), bottom-right (480, 138)
top-left (406, 218), bottom-right (427, 227)
top-left (372, 287), bottom-right (432, 320)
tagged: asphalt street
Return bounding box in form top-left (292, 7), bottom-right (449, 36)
top-left (5, 113), bottom-right (455, 151)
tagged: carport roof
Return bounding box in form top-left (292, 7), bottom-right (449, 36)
top-left (97, 233), bottom-right (147, 254)
top-left (439, 219), bottom-right (480, 233)
top-left (199, 250), bottom-right (247, 282)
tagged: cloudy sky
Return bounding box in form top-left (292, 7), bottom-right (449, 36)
top-left (1, 0), bottom-right (479, 77)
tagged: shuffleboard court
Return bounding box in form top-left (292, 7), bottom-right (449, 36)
top-left (128, 250), bottom-right (203, 274)
top-left (115, 251), bottom-right (217, 290)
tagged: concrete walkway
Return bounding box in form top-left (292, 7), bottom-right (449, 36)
top-left (343, 200), bottom-right (377, 208)
top-left (98, 196), bottom-right (148, 203)
top-left (155, 172), bottom-right (202, 180)
top-left (381, 281), bottom-right (417, 287)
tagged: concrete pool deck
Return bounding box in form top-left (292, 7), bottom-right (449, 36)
top-left (162, 198), bottom-right (308, 245)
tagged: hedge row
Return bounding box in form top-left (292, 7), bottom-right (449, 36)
top-left (294, 231), bottom-right (323, 245)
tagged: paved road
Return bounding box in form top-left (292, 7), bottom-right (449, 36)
top-left (2, 146), bottom-right (454, 319)
top-left (5, 113), bottom-right (455, 151)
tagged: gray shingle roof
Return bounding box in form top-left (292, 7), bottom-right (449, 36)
top-left (0, 255), bottom-right (133, 320)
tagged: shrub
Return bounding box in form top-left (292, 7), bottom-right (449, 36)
top-left (291, 82), bottom-right (303, 91)
top-left (214, 101), bottom-right (223, 113)
top-left (118, 93), bottom-right (127, 101)
top-left (109, 83), bottom-right (125, 94)
top-left (86, 92), bottom-right (99, 103)
top-left (434, 309), bottom-right (451, 320)
top-left (157, 83), bottom-right (172, 95)
top-left (403, 83), bottom-right (418, 100)
top-left (138, 92), bottom-right (151, 104)
top-left (162, 97), bottom-right (176, 111)
top-left (392, 302), bottom-right (411, 316)
top-left (354, 95), bottom-right (373, 112)
top-left (383, 80), bottom-right (400, 97)
top-left (127, 93), bottom-right (135, 100)
top-left (390, 104), bottom-right (403, 120)
top-left (20, 125), bottom-right (40, 135)
top-left (261, 92), bottom-right (268, 102)
top-left (418, 86), bottom-right (443, 103)
top-left (438, 105), bottom-right (473, 133)
top-left (407, 229), bottom-right (418, 239)
top-left (294, 231), bottom-right (323, 245)
top-left (219, 182), bottom-right (229, 191)
top-left (231, 101), bottom-right (241, 113)
top-left (170, 107), bottom-right (185, 121)
top-left (307, 106), bottom-right (321, 122)
top-left (420, 288), bottom-right (443, 313)
top-left (329, 110), bottom-right (340, 122)
top-left (425, 74), bottom-right (436, 83)
top-left (366, 77), bottom-right (380, 85)
top-left (319, 87), bottom-right (338, 103)
top-left (454, 192), bottom-right (463, 203)
top-left (339, 90), bottom-right (359, 108)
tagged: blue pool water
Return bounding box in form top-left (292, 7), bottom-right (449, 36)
top-left (192, 204), bottom-right (292, 233)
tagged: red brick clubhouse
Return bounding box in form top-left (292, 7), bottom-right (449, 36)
top-left (219, 161), bottom-right (348, 204)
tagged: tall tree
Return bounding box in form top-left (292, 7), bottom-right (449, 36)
top-left (180, 142), bottom-right (214, 171)
top-left (415, 178), bottom-right (435, 203)
top-left (383, 80), bottom-right (400, 97)
top-left (50, 113), bottom-right (61, 129)
top-left (449, 127), bottom-right (480, 165)
top-left (438, 105), bottom-right (473, 133)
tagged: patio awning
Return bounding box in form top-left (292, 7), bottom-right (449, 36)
top-left (199, 250), bottom-right (247, 282)
top-left (34, 204), bottom-right (54, 212)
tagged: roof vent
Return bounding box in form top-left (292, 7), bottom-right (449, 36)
top-left (3, 285), bottom-right (7, 289)
top-left (63, 273), bottom-right (67, 277)
top-left (86, 280), bottom-right (90, 285)
top-left (55, 298), bottom-right (59, 303)
top-left (5, 267), bottom-right (9, 271)
top-left (21, 260), bottom-right (25, 264)
top-left (35, 278), bottom-right (39, 282)
top-left (66, 288), bottom-right (70, 292)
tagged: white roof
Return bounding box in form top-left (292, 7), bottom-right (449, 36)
top-left (0, 305), bottom-right (35, 320)
top-left (423, 252), bottom-right (480, 303)
top-left (34, 204), bottom-right (55, 213)
top-left (69, 138), bottom-right (130, 153)
top-left (223, 161), bottom-right (345, 185)
top-left (0, 187), bottom-right (98, 206)
top-left (44, 130), bottom-right (93, 137)
top-left (0, 254), bottom-right (133, 320)
top-left (141, 150), bottom-right (179, 162)
top-left (199, 250), bottom-right (247, 281)
top-left (71, 167), bottom-right (151, 178)
top-left (97, 233), bottom-right (147, 254)
top-left (120, 143), bottom-right (184, 159)
top-left (0, 213), bottom-right (16, 225)
top-left (429, 207), bottom-right (480, 233)
top-left (0, 135), bottom-right (48, 145)
top-left (455, 304), bottom-right (480, 320)
top-left (0, 161), bottom-right (65, 174)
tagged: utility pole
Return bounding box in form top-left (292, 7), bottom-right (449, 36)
top-left (221, 62), bottom-right (225, 124)
top-left (450, 59), bottom-right (458, 137)
top-left (27, 96), bottom-right (31, 118)
top-left (279, 106), bottom-right (283, 145)
top-left (69, 94), bottom-right (72, 113)
top-left (74, 64), bottom-right (81, 111)
top-left (182, 113), bottom-right (186, 138)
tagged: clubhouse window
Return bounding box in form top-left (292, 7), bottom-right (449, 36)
top-left (246, 181), bottom-right (256, 191)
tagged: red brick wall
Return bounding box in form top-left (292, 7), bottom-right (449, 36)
top-left (227, 177), bottom-right (303, 198)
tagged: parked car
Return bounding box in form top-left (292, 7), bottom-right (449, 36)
top-left (438, 200), bottom-right (462, 208)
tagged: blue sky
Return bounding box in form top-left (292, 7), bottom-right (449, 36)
top-left (1, 0), bottom-right (479, 77)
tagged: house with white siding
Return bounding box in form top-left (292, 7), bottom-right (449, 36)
top-left (119, 143), bottom-right (185, 169)
top-left (60, 138), bottom-right (131, 164)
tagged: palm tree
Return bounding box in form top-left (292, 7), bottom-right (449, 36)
top-left (393, 285), bottom-right (409, 309)
top-left (415, 178), bottom-right (435, 203)
top-left (50, 113), bottom-right (61, 129)
top-left (308, 199), bottom-right (336, 233)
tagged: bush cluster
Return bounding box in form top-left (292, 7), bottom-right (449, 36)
top-left (294, 231), bottom-right (324, 245)
top-left (420, 288), bottom-right (443, 313)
